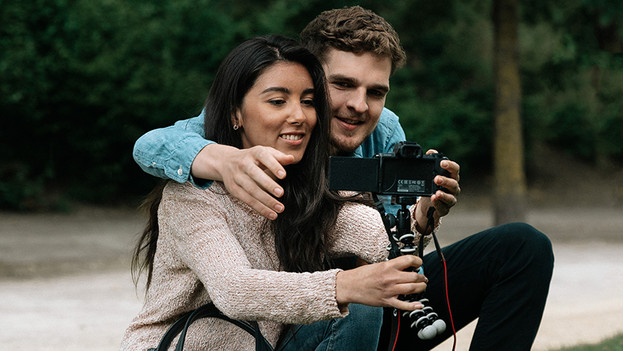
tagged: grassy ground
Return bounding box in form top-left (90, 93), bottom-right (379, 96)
top-left (552, 334), bottom-right (623, 351)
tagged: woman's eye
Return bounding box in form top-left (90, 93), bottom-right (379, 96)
top-left (301, 98), bottom-right (314, 106)
top-left (268, 99), bottom-right (286, 105)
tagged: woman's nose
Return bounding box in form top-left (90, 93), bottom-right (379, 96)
top-left (288, 104), bottom-right (307, 125)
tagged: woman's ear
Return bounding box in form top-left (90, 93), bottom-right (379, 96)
top-left (232, 109), bottom-right (243, 130)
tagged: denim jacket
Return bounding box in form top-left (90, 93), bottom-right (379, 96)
top-left (133, 107), bottom-right (406, 187)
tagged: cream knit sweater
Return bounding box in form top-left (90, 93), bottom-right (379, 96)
top-left (120, 181), bottom-right (391, 350)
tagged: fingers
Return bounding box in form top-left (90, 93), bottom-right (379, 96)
top-left (425, 149), bottom-right (460, 183)
top-left (336, 256), bottom-right (429, 311)
top-left (380, 257), bottom-right (429, 310)
top-left (390, 297), bottom-right (427, 312)
top-left (250, 146), bottom-right (296, 181)
top-left (430, 158), bottom-right (461, 216)
top-left (223, 146), bottom-right (295, 220)
top-left (389, 254), bottom-right (424, 272)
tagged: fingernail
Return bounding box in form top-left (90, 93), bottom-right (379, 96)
top-left (274, 203), bottom-right (284, 212)
top-left (277, 170), bottom-right (286, 178)
top-left (413, 303), bottom-right (424, 310)
top-left (268, 212), bottom-right (278, 220)
top-left (274, 188), bottom-right (283, 197)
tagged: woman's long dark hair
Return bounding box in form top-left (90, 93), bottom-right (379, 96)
top-left (132, 35), bottom-right (345, 289)
top-left (204, 35), bottom-right (343, 273)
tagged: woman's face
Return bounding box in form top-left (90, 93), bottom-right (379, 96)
top-left (235, 62), bottom-right (317, 163)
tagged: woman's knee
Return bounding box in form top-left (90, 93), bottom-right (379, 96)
top-left (346, 304), bottom-right (384, 331)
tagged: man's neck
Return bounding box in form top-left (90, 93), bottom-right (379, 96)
top-left (329, 143), bottom-right (356, 157)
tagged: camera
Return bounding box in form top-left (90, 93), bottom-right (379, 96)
top-left (329, 141), bottom-right (451, 340)
top-left (329, 141), bottom-right (450, 197)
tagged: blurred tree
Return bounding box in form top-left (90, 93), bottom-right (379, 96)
top-left (493, 0), bottom-right (527, 224)
top-left (0, 0), bottom-right (620, 211)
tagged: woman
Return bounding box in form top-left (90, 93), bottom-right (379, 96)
top-left (121, 35), bottom-right (427, 351)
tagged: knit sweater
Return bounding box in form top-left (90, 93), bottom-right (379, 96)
top-left (120, 181), bottom-right (390, 350)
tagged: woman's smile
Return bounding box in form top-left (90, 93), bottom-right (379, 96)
top-left (236, 62), bottom-right (317, 163)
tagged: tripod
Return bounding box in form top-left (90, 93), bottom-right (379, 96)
top-left (373, 195), bottom-right (447, 341)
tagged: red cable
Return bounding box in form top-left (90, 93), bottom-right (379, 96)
top-left (392, 313), bottom-right (400, 351)
top-left (441, 254), bottom-right (457, 350)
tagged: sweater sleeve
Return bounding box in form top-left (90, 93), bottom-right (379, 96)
top-left (409, 200), bottom-right (433, 250)
top-left (326, 201), bottom-right (390, 263)
top-left (159, 182), bottom-right (348, 324)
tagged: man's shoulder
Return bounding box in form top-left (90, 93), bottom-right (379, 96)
top-left (357, 108), bottom-right (405, 157)
top-left (379, 107), bottom-right (400, 127)
top-left (374, 107), bottom-right (403, 138)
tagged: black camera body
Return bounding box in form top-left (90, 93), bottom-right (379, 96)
top-left (329, 141), bottom-right (451, 339)
top-left (329, 141), bottom-right (450, 197)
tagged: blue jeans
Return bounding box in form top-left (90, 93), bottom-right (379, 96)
top-left (277, 304), bottom-right (383, 351)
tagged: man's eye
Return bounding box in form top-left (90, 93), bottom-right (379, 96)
top-left (369, 90), bottom-right (386, 98)
top-left (333, 81), bottom-right (352, 88)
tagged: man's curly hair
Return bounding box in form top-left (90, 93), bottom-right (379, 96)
top-left (300, 6), bottom-right (406, 74)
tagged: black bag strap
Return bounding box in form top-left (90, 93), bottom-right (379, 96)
top-left (148, 303), bottom-right (274, 351)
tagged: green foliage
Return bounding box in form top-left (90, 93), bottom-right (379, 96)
top-left (0, 0), bottom-right (621, 210)
top-left (550, 333), bottom-right (623, 351)
top-left (520, 2), bottom-right (623, 166)
top-left (0, 0), bottom-right (246, 208)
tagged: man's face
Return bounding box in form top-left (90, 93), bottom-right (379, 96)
top-left (322, 49), bottom-right (392, 154)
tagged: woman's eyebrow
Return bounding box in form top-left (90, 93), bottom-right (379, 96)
top-left (261, 87), bottom-right (290, 94)
top-left (261, 87), bottom-right (315, 95)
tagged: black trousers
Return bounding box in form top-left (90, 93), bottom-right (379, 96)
top-left (379, 222), bottom-right (554, 351)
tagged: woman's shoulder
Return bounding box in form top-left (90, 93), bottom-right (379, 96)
top-left (163, 180), bottom-right (226, 199)
top-left (162, 181), bottom-right (262, 219)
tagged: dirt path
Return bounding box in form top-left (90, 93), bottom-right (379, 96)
top-left (0, 203), bottom-right (621, 350)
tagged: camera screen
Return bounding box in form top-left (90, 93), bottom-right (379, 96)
top-left (328, 156), bottom-right (437, 196)
top-left (329, 157), bottom-right (379, 193)
top-left (379, 157), bottom-right (435, 196)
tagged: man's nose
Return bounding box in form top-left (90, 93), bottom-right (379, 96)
top-left (346, 88), bottom-right (368, 113)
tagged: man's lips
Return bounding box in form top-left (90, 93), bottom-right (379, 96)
top-left (334, 116), bottom-right (363, 131)
top-left (335, 116), bottom-right (363, 125)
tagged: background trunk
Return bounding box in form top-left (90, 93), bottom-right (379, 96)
top-left (493, 0), bottom-right (527, 224)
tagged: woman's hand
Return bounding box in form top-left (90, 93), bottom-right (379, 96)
top-left (335, 255), bottom-right (428, 311)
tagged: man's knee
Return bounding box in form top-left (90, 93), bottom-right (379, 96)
top-left (501, 222), bottom-right (552, 250)
top-left (496, 222), bottom-right (554, 272)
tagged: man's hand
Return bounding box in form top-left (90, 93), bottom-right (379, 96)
top-left (191, 144), bottom-right (295, 220)
top-left (413, 149), bottom-right (461, 234)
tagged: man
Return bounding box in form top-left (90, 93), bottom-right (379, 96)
top-left (133, 6), bottom-right (553, 350)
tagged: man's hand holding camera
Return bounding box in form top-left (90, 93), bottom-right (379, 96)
top-left (413, 149), bottom-right (461, 236)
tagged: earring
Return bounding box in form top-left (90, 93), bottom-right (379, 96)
top-left (233, 124), bottom-right (239, 130)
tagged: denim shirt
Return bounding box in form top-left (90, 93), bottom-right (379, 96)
top-left (133, 107), bottom-right (406, 187)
